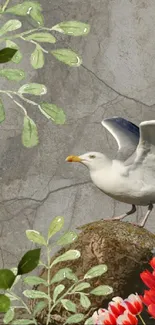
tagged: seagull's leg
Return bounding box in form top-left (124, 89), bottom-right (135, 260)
top-left (139, 203), bottom-right (153, 227)
top-left (103, 205), bottom-right (136, 221)
top-left (111, 204), bottom-right (136, 221)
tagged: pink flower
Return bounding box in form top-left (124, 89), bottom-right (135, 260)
top-left (124, 293), bottom-right (143, 315)
top-left (108, 297), bottom-right (126, 317)
top-left (140, 270), bottom-right (155, 289)
top-left (117, 310), bottom-right (138, 325)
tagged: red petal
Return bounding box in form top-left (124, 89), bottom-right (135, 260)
top-left (104, 312), bottom-right (117, 325)
top-left (148, 304), bottom-right (155, 318)
top-left (140, 270), bottom-right (155, 289)
top-left (150, 257), bottom-right (155, 270)
top-left (127, 313), bottom-right (138, 325)
top-left (125, 301), bottom-right (137, 314)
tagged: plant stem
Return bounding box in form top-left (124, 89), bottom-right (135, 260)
top-left (46, 246), bottom-right (52, 325)
top-left (138, 314), bottom-right (147, 325)
top-left (7, 290), bottom-right (38, 325)
top-left (21, 36), bottom-right (48, 54)
top-left (0, 90), bottom-right (28, 116)
top-left (2, 0), bottom-right (10, 12)
top-left (0, 27), bottom-right (51, 41)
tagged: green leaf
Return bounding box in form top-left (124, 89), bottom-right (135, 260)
top-left (51, 250), bottom-right (80, 267)
top-left (71, 282), bottom-right (90, 293)
top-left (65, 314), bottom-right (84, 324)
top-left (5, 41), bottom-right (22, 64)
top-left (53, 284), bottom-right (65, 303)
top-left (0, 48), bottom-right (17, 63)
top-left (57, 231), bottom-right (78, 246)
top-left (3, 307), bottom-right (14, 324)
top-left (91, 285), bottom-right (113, 296)
top-left (18, 83), bottom-right (47, 95)
top-left (0, 295), bottom-right (10, 312)
top-left (0, 69), bottom-right (25, 81)
top-left (26, 230), bottom-right (46, 245)
top-left (17, 248), bottom-right (41, 275)
top-left (84, 317), bottom-right (93, 325)
top-left (23, 290), bottom-right (49, 299)
top-left (30, 7), bottom-right (44, 26)
top-left (5, 1), bottom-right (42, 15)
top-left (51, 49), bottom-right (82, 67)
top-left (0, 20), bottom-right (22, 36)
top-left (84, 264), bottom-right (108, 279)
top-left (22, 116), bottom-right (39, 148)
top-left (39, 102), bottom-right (66, 124)
top-left (80, 294), bottom-right (91, 309)
top-left (0, 97), bottom-right (5, 123)
top-left (24, 276), bottom-right (47, 286)
top-left (50, 268), bottom-right (78, 284)
top-left (52, 21), bottom-right (90, 36)
top-left (31, 45), bottom-right (44, 69)
top-left (61, 299), bottom-right (76, 313)
top-left (33, 301), bottom-right (47, 316)
top-left (12, 320), bottom-right (36, 325)
top-left (0, 269), bottom-right (15, 289)
top-left (25, 32), bottom-right (56, 43)
top-left (48, 216), bottom-right (64, 240)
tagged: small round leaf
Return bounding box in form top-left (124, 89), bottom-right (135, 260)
top-left (53, 284), bottom-right (65, 303)
top-left (31, 45), bottom-right (44, 69)
top-left (22, 117), bottom-right (39, 148)
top-left (80, 294), bottom-right (91, 309)
top-left (51, 49), bottom-right (82, 67)
top-left (0, 295), bottom-right (10, 313)
top-left (39, 103), bottom-right (66, 124)
top-left (65, 314), bottom-right (84, 324)
top-left (18, 83), bottom-right (47, 95)
top-left (84, 264), bottom-right (108, 279)
top-left (91, 285), bottom-right (113, 296)
top-left (52, 21), bottom-right (90, 36)
top-left (57, 231), bottom-right (78, 246)
top-left (0, 269), bottom-right (15, 289)
top-left (61, 299), bottom-right (76, 313)
top-left (26, 230), bottom-right (46, 245)
top-left (17, 248), bottom-right (41, 275)
top-left (25, 32), bottom-right (56, 43)
top-left (48, 216), bottom-right (64, 240)
top-left (3, 307), bottom-right (14, 324)
top-left (23, 290), bottom-right (48, 299)
top-left (51, 250), bottom-right (80, 267)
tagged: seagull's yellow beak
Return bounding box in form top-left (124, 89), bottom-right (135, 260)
top-left (66, 155), bottom-right (82, 163)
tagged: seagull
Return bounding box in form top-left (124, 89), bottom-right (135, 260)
top-left (66, 117), bottom-right (155, 227)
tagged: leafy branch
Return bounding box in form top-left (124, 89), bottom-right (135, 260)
top-left (0, 216), bottom-right (113, 325)
top-left (0, 0), bottom-right (90, 148)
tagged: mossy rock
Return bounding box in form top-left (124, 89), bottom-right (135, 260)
top-left (30, 220), bottom-right (155, 324)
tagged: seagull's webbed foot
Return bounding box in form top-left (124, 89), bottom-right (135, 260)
top-left (103, 204), bottom-right (136, 221)
top-left (139, 203), bottom-right (153, 227)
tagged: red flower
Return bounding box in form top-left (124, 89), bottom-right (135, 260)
top-left (124, 293), bottom-right (143, 315)
top-left (148, 304), bottom-right (155, 318)
top-left (150, 257), bottom-right (155, 270)
top-left (92, 308), bottom-right (117, 325)
top-left (141, 289), bottom-right (155, 306)
top-left (140, 270), bottom-right (155, 289)
top-left (117, 311), bottom-right (138, 325)
top-left (108, 297), bottom-right (126, 318)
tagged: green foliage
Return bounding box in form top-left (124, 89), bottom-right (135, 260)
top-left (0, 0), bottom-right (90, 148)
top-left (0, 269), bottom-right (15, 289)
top-left (0, 216), bottom-right (112, 325)
top-left (22, 116), bottom-right (39, 148)
top-left (0, 97), bottom-right (5, 122)
top-left (17, 249), bottom-right (41, 275)
top-left (52, 21), bottom-right (90, 36)
top-left (0, 48), bottom-right (17, 63)
top-left (0, 295), bottom-right (10, 312)
top-left (51, 49), bottom-right (82, 67)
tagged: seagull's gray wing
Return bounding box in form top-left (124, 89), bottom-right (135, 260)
top-left (101, 117), bottom-right (140, 160)
top-left (135, 120), bottom-right (155, 164)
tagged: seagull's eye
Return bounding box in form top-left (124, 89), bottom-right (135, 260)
top-left (89, 155), bottom-right (96, 159)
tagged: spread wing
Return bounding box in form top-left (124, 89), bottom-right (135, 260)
top-left (101, 117), bottom-right (140, 160)
top-left (134, 120), bottom-right (155, 165)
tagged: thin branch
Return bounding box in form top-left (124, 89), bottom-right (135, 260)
top-left (2, 0), bottom-right (10, 12)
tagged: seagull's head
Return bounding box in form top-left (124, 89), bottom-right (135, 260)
top-left (66, 151), bottom-right (110, 171)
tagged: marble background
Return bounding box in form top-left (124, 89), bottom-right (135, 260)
top-left (1, 0), bottom-right (155, 271)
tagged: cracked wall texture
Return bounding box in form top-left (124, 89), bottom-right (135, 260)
top-left (1, 0), bottom-right (155, 273)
